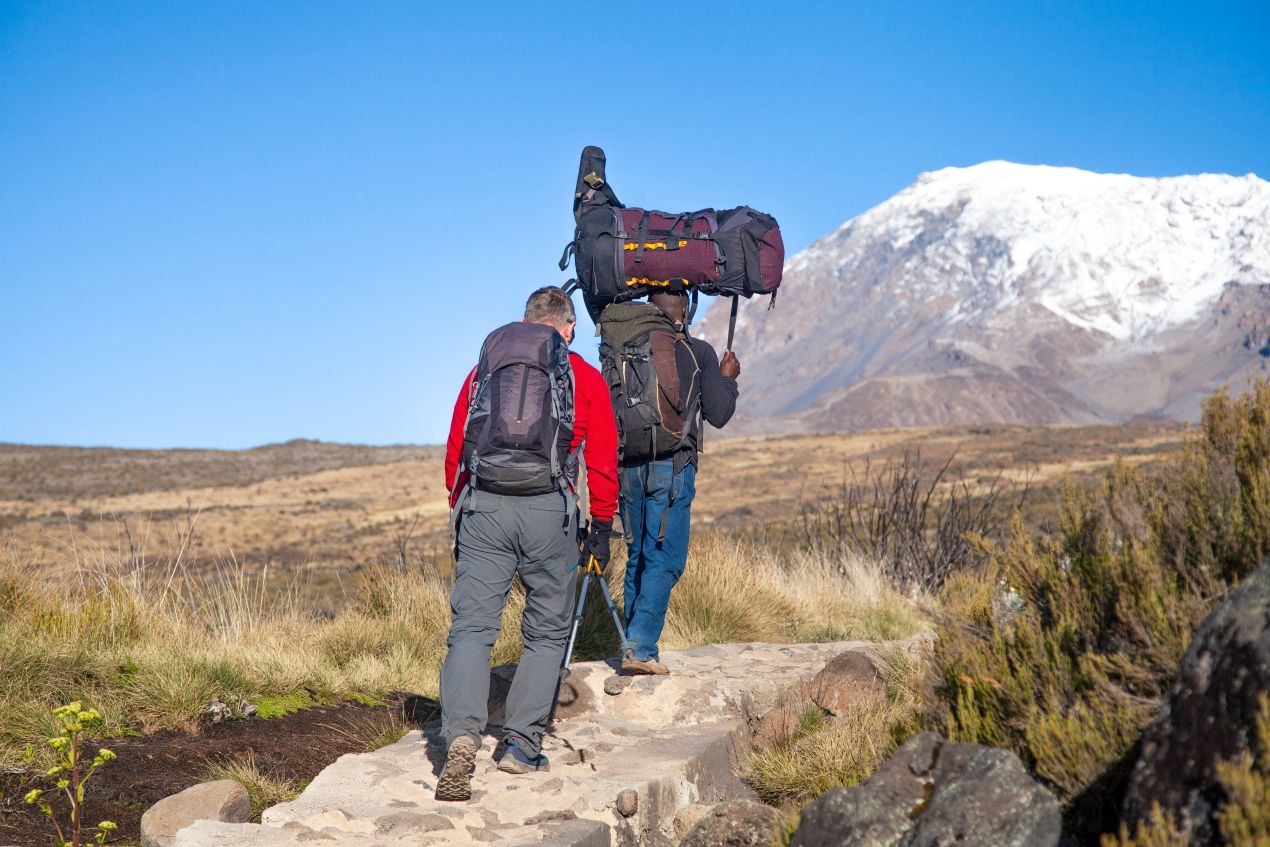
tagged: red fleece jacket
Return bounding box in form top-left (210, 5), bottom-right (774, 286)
top-left (444, 352), bottom-right (618, 522)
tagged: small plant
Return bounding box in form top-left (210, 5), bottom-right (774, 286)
top-left (24, 701), bottom-right (117, 847)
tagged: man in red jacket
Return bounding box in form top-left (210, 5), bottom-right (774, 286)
top-left (435, 286), bottom-right (618, 802)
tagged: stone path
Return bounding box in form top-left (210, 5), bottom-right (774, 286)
top-left (172, 640), bottom-right (903, 847)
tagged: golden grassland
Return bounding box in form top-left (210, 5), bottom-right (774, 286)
top-left (0, 527), bottom-right (921, 768)
top-left (1, 423), bottom-right (1183, 581)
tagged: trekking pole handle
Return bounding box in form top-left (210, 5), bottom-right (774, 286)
top-left (726, 295), bottom-right (739, 351)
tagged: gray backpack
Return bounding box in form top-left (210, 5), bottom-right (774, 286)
top-left (462, 322), bottom-right (576, 496)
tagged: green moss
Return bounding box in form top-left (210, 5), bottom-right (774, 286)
top-left (253, 692), bottom-right (315, 719)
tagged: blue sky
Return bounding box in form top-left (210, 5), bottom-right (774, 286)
top-left (2, 1), bottom-right (1267, 448)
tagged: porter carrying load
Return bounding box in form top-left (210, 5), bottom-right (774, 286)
top-left (559, 146), bottom-right (784, 347)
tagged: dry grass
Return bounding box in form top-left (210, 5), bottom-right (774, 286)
top-left (202, 752), bottom-right (302, 819)
top-left (0, 522), bottom-right (921, 767)
top-left (746, 648), bottom-right (928, 806)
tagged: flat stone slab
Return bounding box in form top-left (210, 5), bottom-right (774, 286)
top-left (173, 639), bottom-right (920, 847)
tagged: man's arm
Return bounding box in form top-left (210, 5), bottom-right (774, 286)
top-left (444, 367), bottom-right (478, 505)
top-left (690, 339), bottom-right (739, 429)
top-left (571, 358), bottom-right (618, 522)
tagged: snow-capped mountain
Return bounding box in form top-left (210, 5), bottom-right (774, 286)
top-left (697, 161), bottom-right (1270, 432)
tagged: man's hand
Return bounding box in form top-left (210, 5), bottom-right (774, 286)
top-left (720, 350), bottom-right (741, 380)
top-left (583, 519), bottom-right (613, 570)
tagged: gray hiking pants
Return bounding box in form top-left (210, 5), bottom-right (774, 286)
top-left (440, 488), bottom-right (577, 758)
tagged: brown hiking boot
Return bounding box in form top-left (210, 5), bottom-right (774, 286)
top-left (621, 657), bottom-right (669, 675)
top-left (434, 735), bottom-right (478, 801)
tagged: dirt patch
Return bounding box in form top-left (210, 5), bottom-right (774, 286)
top-left (0, 697), bottom-right (439, 846)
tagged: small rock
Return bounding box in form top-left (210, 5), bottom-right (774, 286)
top-left (808, 650), bottom-right (886, 717)
top-left (140, 780), bottom-right (251, 847)
top-left (204, 698), bottom-right (232, 724)
top-left (753, 697), bottom-right (810, 748)
top-left (680, 801), bottom-right (779, 847)
top-left (559, 748), bottom-right (592, 764)
top-left (604, 674), bottom-right (632, 695)
top-left (615, 788), bottom-right (639, 817)
top-left (238, 698), bottom-right (258, 718)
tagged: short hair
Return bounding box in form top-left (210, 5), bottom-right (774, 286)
top-left (650, 289), bottom-right (689, 319)
top-left (524, 286), bottom-right (576, 327)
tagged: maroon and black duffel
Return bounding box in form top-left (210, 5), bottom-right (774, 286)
top-left (559, 147), bottom-right (784, 316)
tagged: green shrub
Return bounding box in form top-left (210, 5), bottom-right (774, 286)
top-left (928, 379), bottom-right (1270, 837)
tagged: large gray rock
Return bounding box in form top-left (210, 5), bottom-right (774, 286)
top-left (679, 801), bottom-right (779, 847)
top-left (1123, 561), bottom-right (1270, 845)
top-left (141, 779), bottom-right (251, 847)
top-left (790, 732), bottom-right (1061, 847)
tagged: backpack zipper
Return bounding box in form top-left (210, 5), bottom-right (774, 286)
top-left (516, 366), bottom-right (530, 422)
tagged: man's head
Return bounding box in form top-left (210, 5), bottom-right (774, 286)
top-left (524, 286), bottom-right (577, 344)
top-left (649, 290), bottom-right (689, 326)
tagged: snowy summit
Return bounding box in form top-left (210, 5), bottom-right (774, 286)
top-left (701, 161), bottom-right (1270, 432)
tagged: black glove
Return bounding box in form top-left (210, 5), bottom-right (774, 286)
top-left (583, 519), bottom-right (613, 570)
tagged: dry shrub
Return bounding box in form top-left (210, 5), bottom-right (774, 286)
top-left (928, 379), bottom-right (1270, 839)
top-left (799, 450), bottom-right (1025, 592)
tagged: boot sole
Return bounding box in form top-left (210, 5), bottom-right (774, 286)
top-left (434, 738), bottom-right (478, 801)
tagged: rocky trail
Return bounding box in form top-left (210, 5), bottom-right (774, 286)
top-left (165, 639), bottom-right (923, 847)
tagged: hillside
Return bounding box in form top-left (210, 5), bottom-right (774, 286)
top-left (697, 162), bottom-right (1270, 432)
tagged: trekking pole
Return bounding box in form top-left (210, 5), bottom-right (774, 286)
top-left (559, 554), bottom-right (627, 680)
top-left (726, 294), bottom-right (740, 351)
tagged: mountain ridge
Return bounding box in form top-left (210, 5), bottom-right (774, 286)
top-left (697, 161), bottom-right (1270, 433)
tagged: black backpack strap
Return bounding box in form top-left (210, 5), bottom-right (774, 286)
top-left (686, 289), bottom-right (700, 327)
top-left (634, 211), bottom-right (650, 264)
top-left (558, 241), bottom-right (576, 272)
top-left (560, 278), bottom-right (579, 296)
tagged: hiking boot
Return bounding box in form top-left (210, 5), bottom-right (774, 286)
top-left (496, 738), bottom-right (550, 774)
top-left (434, 735), bottom-right (478, 801)
top-left (621, 657), bottom-right (670, 675)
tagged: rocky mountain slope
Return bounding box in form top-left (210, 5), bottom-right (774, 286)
top-left (698, 161), bottom-right (1270, 432)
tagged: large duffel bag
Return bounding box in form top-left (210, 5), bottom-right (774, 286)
top-left (559, 147), bottom-right (784, 309)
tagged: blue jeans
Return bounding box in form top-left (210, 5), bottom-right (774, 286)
top-left (619, 459), bottom-right (696, 662)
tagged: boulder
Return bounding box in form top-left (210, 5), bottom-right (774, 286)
top-left (1123, 560), bottom-right (1270, 845)
top-left (140, 779), bottom-right (251, 847)
top-left (680, 801), bottom-right (780, 847)
top-left (790, 732), bottom-right (1061, 847)
top-left (809, 649), bottom-right (886, 717)
top-left (673, 802), bottom-right (715, 839)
